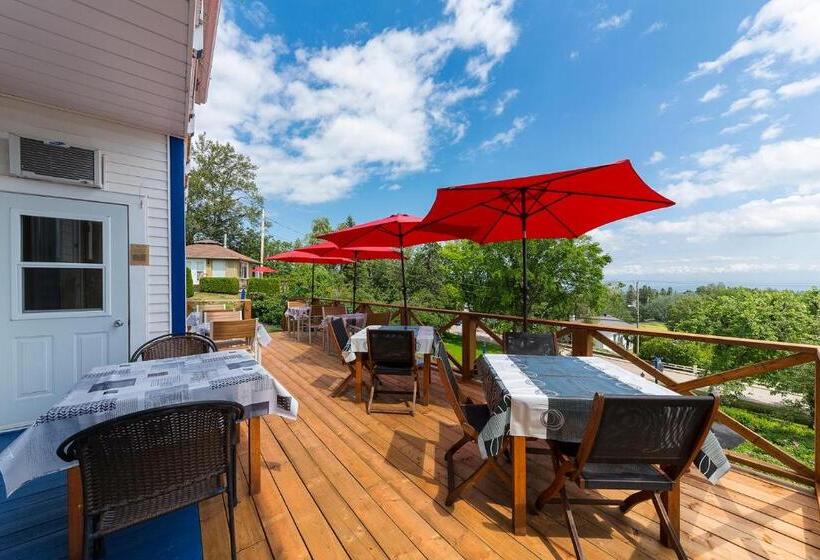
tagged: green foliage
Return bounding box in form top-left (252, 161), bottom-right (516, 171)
top-left (185, 267), bottom-right (194, 298)
top-left (637, 337), bottom-right (712, 369)
top-left (722, 405), bottom-right (814, 468)
top-left (199, 277), bottom-right (240, 294)
top-left (247, 277), bottom-right (278, 297)
top-left (250, 292), bottom-right (286, 325)
top-left (186, 134), bottom-right (264, 257)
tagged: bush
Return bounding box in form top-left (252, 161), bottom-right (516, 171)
top-left (247, 277), bottom-right (278, 297)
top-left (250, 292), bottom-right (287, 325)
top-left (199, 276), bottom-right (240, 294)
top-left (637, 336), bottom-right (712, 369)
top-left (186, 267), bottom-right (194, 298)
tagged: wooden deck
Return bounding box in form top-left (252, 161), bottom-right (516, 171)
top-left (200, 332), bottom-right (820, 560)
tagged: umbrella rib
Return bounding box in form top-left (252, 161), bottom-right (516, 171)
top-left (543, 205), bottom-right (578, 238)
top-left (542, 189), bottom-right (672, 204)
top-left (478, 193), bottom-right (519, 243)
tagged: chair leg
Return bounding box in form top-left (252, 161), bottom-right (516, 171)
top-left (535, 453), bottom-right (567, 510)
top-left (619, 490), bottom-right (652, 513)
top-left (228, 491), bottom-right (237, 560)
top-left (366, 378), bottom-right (376, 414)
top-left (561, 486), bottom-right (585, 560)
top-left (331, 373), bottom-right (354, 397)
top-left (410, 375), bottom-right (417, 416)
top-left (446, 458), bottom-right (494, 506)
top-left (445, 436), bottom-right (471, 492)
top-left (650, 493), bottom-right (687, 560)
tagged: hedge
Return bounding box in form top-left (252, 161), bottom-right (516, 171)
top-left (247, 277), bottom-right (278, 297)
top-left (250, 292), bottom-right (287, 325)
top-left (199, 276), bottom-right (240, 294)
top-left (186, 267), bottom-right (194, 298)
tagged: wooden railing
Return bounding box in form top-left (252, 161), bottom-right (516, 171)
top-left (315, 297), bottom-right (820, 493)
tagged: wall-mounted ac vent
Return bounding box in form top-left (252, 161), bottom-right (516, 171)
top-left (9, 134), bottom-right (103, 188)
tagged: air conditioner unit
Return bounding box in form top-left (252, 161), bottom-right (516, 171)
top-left (8, 134), bottom-right (103, 188)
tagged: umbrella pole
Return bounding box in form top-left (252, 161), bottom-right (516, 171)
top-left (400, 244), bottom-right (408, 326)
top-left (352, 258), bottom-right (358, 311)
top-left (311, 263), bottom-right (315, 304)
top-left (521, 189), bottom-right (529, 332)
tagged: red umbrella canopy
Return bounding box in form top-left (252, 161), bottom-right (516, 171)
top-left (296, 241), bottom-right (402, 261)
top-left (415, 160), bottom-right (673, 243)
top-left (266, 250), bottom-right (353, 265)
top-left (252, 265), bottom-right (277, 273)
top-left (319, 213), bottom-right (462, 249)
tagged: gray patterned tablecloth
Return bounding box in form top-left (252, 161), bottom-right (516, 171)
top-left (343, 325), bottom-right (436, 363)
top-left (477, 354), bottom-right (730, 484)
top-left (0, 350), bottom-right (297, 496)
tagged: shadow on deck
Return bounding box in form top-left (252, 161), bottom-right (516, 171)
top-left (200, 331), bottom-right (820, 560)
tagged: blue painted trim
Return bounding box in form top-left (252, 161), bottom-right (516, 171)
top-left (169, 136), bottom-right (186, 335)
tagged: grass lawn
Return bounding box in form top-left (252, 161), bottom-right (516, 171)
top-left (722, 405), bottom-right (814, 469)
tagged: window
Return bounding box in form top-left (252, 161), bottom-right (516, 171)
top-left (211, 260), bottom-right (226, 277)
top-left (240, 262), bottom-right (249, 279)
top-left (20, 215), bottom-right (105, 313)
top-left (186, 258), bottom-right (206, 285)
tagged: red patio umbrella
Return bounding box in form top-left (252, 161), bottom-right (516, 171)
top-left (319, 214), bottom-right (463, 323)
top-left (252, 265), bottom-right (277, 275)
top-left (415, 160), bottom-right (674, 330)
top-left (266, 250), bottom-right (353, 303)
top-left (296, 242), bottom-right (401, 309)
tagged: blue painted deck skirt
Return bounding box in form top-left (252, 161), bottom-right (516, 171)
top-left (0, 430), bottom-right (203, 560)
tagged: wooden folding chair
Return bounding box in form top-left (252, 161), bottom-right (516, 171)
top-left (435, 344), bottom-right (511, 505)
top-left (534, 393), bottom-right (719, 560)
top-left (211, 319), bottom-right (259, 359)
top-left (328, 317), bottom-right (370, 398)
top-left (366, 329), bottom-right (419, 415)
top-left (365, 311), bottom-right (391, 326)
top-left (502, 331), bottom-right (558, 355)
top-left (204, 310), bottom-right (243, 323)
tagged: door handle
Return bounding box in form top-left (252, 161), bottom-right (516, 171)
top-left (113, 319), bottom-right (125, 327)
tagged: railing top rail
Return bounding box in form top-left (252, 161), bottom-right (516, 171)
top-left (328, 298), bottom-right (820, 354)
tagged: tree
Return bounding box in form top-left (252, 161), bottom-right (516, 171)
top-left (186, 134), bottom-right (263, 254)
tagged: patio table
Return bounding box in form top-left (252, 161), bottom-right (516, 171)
top-left (0, 349), bottom-right (297, 560)
top-left (284, 305), bottom-right (311, 341)
top-left (477, 354), bottom-right (730, 537)
top-left (344, 325), bottom-right (437, 405)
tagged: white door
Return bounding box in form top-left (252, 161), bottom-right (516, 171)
top-left (0, 192), bottom-right (129, 429)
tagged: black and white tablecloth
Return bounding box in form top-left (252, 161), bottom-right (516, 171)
top-left (477, 354), bottom-right (730, 484)
top-left (343, 325), bottom-right (437, 363)
top-left (0, 350), bottom-right (297, 496)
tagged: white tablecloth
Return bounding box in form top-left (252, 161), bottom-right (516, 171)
top-left (0, 350), bottom-right (296, 496)
top-left (284, 306), bottom-right (310, 320)
top-left (344, 325), bottom-right (436, 363)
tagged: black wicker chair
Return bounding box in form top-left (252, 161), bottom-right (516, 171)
top-left (130, 333), bottom-right (217, 362)
top-left (502, 331), bottom-right (558, 355)
top-left (534, 394), bottom-right (719, 560)
top-left (57, 401), bottom-right (244, 560)
top-left (435, 343), bottom-right (511, 505)
top-left (366, 329), bottom-right (419, 415)
top-left (329, 317), bottom-right (369, 398)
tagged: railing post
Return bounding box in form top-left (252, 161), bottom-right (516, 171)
top-left (462, 313), bottom-right (477, 379)
top-left (571, 328), bottom-right (593, 356)
top-left (243, 299), bottom-right (252, 319)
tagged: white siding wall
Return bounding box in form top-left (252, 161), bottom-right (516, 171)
top-left (0, 95), bottom-right (171, 343)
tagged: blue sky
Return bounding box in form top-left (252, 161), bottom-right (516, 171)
top-left (198, 0), bottom-right (820, 289)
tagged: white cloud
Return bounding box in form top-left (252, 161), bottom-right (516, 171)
top-left (699, 84), bottom-right (727, 103)
top-left (608, 257), bottom-right (820, 276)
top-left (720, 113), bottom-right (768, 135)
top-left (379, 183), bottom-right (402, 191)
top-left (647, 151), bottom-right (666, 164)
top-left (761, 122), bottom-right (784, 140)
top-left (723, 88), bottom-right (773, 114)
top-left (569, 50), bottom-right (579, 60)
top-left (626, 192), bottom-right (820, 240)
top-left (478, 115), bottom-right (534, 152)
top-left (658, 101), bottom-right (671, 114)
top-left (688, 0), bottom-right (820, 79)
top-left (662, 136), bottom-right (820, 205)
top-left (744, 54), bottom-right (779, 80)
top-left (777, 74), bottom-right (820, 98)
top-left (493, 88), bottom-right (519, 115)
top-left (642, 21), bottom-right (666, 35)
top-left (596, 10), bottom-right (632, 31)
top-left (197, 0), bottom-right (519, 204)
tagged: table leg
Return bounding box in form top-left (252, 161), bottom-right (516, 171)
top-left (67, 466), bottom-right (84, 560)
top-left (355, 354), bottom-right (363, 404)
top-left (248, 417), bottom-right (262, 495)
top-left (660, 481), bottom-right (680, 547)
top-left (423, 354), bottom-right (431, 405)
top-left (511, 436), bottom-right (527, 535)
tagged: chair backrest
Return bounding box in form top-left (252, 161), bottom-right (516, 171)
top-left (310, 304), bottom-right (324, 316)
top-left (367, 328), bottom-right (415, 369)
top-left (204, 310), bottom-right (243, 323)
top-left (435, 342), bottom-right (471, 427)
top-left (329, 317), bottom-right (350, 357)
top-left (503, 331), bottom-right (558, 356)
top-left (57, 401), bottom-right (244, 525)
top-left (577, 394), bottom-right (719, 479)
top-left (130, 333), bottom-right (217, 362)
top-left (287, 300), bottom-right (306, 308)
top-left (199, 303), bottom-right (227, 312)
top-left (211, 319), bottom-right (257, 346)
top-left (322, 305), bottom-right (346, 317)
top-left (365, 312), bottom-right (392, 326)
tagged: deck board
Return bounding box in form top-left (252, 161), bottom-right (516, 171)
top-left (203, 332), bottom-right (820, 560)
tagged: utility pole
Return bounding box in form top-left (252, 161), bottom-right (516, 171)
top-left (259, 208), bottom-right (265, 272)
top-left (634, 280), bottom-right (641, 355)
